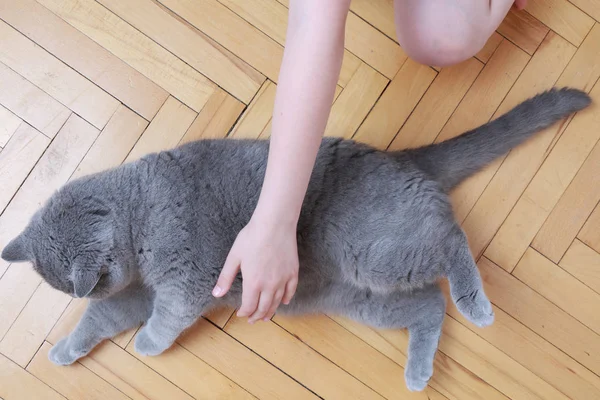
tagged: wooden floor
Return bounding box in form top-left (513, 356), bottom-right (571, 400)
top-left (1, 1), bottom-right (600, 399)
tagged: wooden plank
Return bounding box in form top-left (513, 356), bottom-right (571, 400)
top-left (217, 0), bottom-right (361, 88)
top-left (532, 138), bottom-right (600, 263)
top-left (179, 318), bottom-right (318, 400)
top-left (475, 33), bottom-right (503, 63)
top-left (371, 325), bottom-right (510, 400)
top-left (0, 116), bottom-right (99, 334)
top-left (95, 0), bottom-right (262, 104)
top-left (434, 39), bottom-right (529, 146)
top-left (344, 11), bottom-right (406, 79)
top-left (389, 58), bottom-right (483, 150)
top-left (73, 105), bottom-right (149, 180)
top-left (0, 282), bottom-right (70, 367)
top-left (0, 20), bottom-right (119, 129)
top-left (125, 341), bottom-right (253, 400)
top-left (570, 1), bottom-right (600, 22)
top-left (125, 97), bottom-right (197, 163)
top-left (349, 0), bottom-right (396, 41)
top-left (560, 240), bottom-right (600, 295)
top-left (438, 316), bottom-right (567, 400)
top-left (440, 280), bottom-right (600, 400)
top-left (180, 88), bottom-right (245, 143)
top-left (159, 0), bottom-right (282, 82)
top-left (37, 0), bottom-right (215, 112)
top-left (497, 9), bottom-right (549, 55)
top-left (224, 315), bottom-right (384, 399)
top-left (0, 0), bottom-right (168, 121)
top-left (0, 106), bottom-right (22, 148)
top-left (457, 32), bottom-right (576, 258)
top-left (273, 313), bottom-right (426, 400)
top-left (579, 202), bottom-right (600, 253)
top-left (526, 0), bottom-right (594, 46)
top-left (478, 257), bottom-right (600, 375)
top-left (52, 317), bottom-right (196, 400)
top-left (27, 342), bottom-right (129, 400)
top-left (353, 60), bottom-right (435, 147)
top-left (0, 62), bottom-right (71, 138)
top-left (230, 80), bottom-right (276, 138)
top-left (203, 306), bottom-right (236, 328)
top-left (0, 124), bottom-right (50, 214)
top-left (325, 63), bottom-right (389, 140)
top-left (0, 353), bottom-right (65, 400)
top-left (514, 248), bottom-right (600, 335)
top-left (485, 35), bottom-right (600, 270)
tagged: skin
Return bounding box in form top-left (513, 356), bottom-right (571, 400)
top-left (213, 0), bottom-right (527, 323)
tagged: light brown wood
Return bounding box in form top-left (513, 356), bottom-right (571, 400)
top-left (497, 9), bottom-right (549, 54)
top-left (561, 240), bottom-right (600, 294)
top-left (0, 124), bottom-right (50, 213)
top-left (0, 20), bottom-right (119, 130)
top-left (325, 63), bottom-right (389, 139)
top-left (580, 202), bottom-right (600, 253)
top-left (0, 106), bottom-right (22, 148)
top-left (2, 2), bottom-right (600, 399)
top-left (96, 0), bottom-right (263, 104)
top-left (0, 0), bottom-right (169, 120)
top-left (514, 248), bottom-right (600, 335)
top-left (389, 58), bottom-right (483, 150)
top-left (353, 60), bottom-right (435, 147)
top-left (458, 32), bottom-right (576, 259)
top-left (181, 88), bottom-right (245, 143)
top-left (0, 62), bottom-right (71, 138)
top-left (125, 96), bottom-right (197, 163)
top-left (225, 315), bottom-right (385, 399)
top-left (27, 343), bottom-right (129, 400)
top-left (37, 0), bottom-right (216, 112)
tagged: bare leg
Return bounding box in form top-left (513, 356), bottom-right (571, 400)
top-left (49, 283), bottom-right (153, 365)
top-left (394, 0), bottom-right (518, 66)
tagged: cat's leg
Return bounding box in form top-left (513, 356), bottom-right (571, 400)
top-left (327, 284), bottom-right (446, 392)
top-left (133, 289), bottom-right (210, 357)
top-left (49, 282), bottom-right (153, 365)
top-left (444, 224), bottom-right (494, 327)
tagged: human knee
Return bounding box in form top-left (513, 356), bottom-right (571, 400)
top-left (395, 8), bottom-right (487, 67)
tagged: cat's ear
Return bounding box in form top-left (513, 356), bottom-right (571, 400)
top-left (1, 234), bottom-right (31, 262)
top-left (72, 265), bottom-right (102, 298)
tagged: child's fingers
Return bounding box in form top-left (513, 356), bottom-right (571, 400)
top-left (263, 289), bottom-right (285, 321)
top-left (237, 280), bottom-right (261, 317)
top-left (212, 252), bottom-right (240, 297)
top-left (282, 277), bottom-right (298, 305)
top-left (248, 291), bottom-right (274, 323)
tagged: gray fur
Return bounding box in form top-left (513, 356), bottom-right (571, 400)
top-left (1, 87), bottom-right (590, 391)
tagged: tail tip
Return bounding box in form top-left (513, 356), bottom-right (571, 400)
top-left (548, 87), bottom-right (592, 112)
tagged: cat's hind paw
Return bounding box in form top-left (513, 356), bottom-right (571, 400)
top-left (48, 337), bottom-right (89, 365)
top-left (455, 289), bottom-right (494, 328)
top-left (134, 327), bottom-right (171, 356)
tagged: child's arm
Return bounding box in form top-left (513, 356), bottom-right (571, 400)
top-left (212, 0), bottom-right (351, 323)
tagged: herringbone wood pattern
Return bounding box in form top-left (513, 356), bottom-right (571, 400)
top-left (1, 0), bottom-right (600, 399)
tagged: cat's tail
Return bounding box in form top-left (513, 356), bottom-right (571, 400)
top-left (404, 88), bottom-right (591, 192)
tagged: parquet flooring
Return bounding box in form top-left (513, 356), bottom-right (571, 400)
top-left (1, 1), bottom-right (600, 399)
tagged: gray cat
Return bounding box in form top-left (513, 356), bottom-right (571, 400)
top-left (2, 88), bottom-right (590, 392)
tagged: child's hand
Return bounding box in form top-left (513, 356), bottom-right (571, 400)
top-left (212, 216), bottom-right (299, 323)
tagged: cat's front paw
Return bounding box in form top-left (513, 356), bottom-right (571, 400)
top-left (134, 327), bottom-right (172, 356)
top-left (404, 364), bottom-right (433, 392)
top-left (48, 337), bottom-right (89, 366)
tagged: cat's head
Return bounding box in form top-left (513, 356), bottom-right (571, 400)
top-left (1, 185), bottom-right (133, 299)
